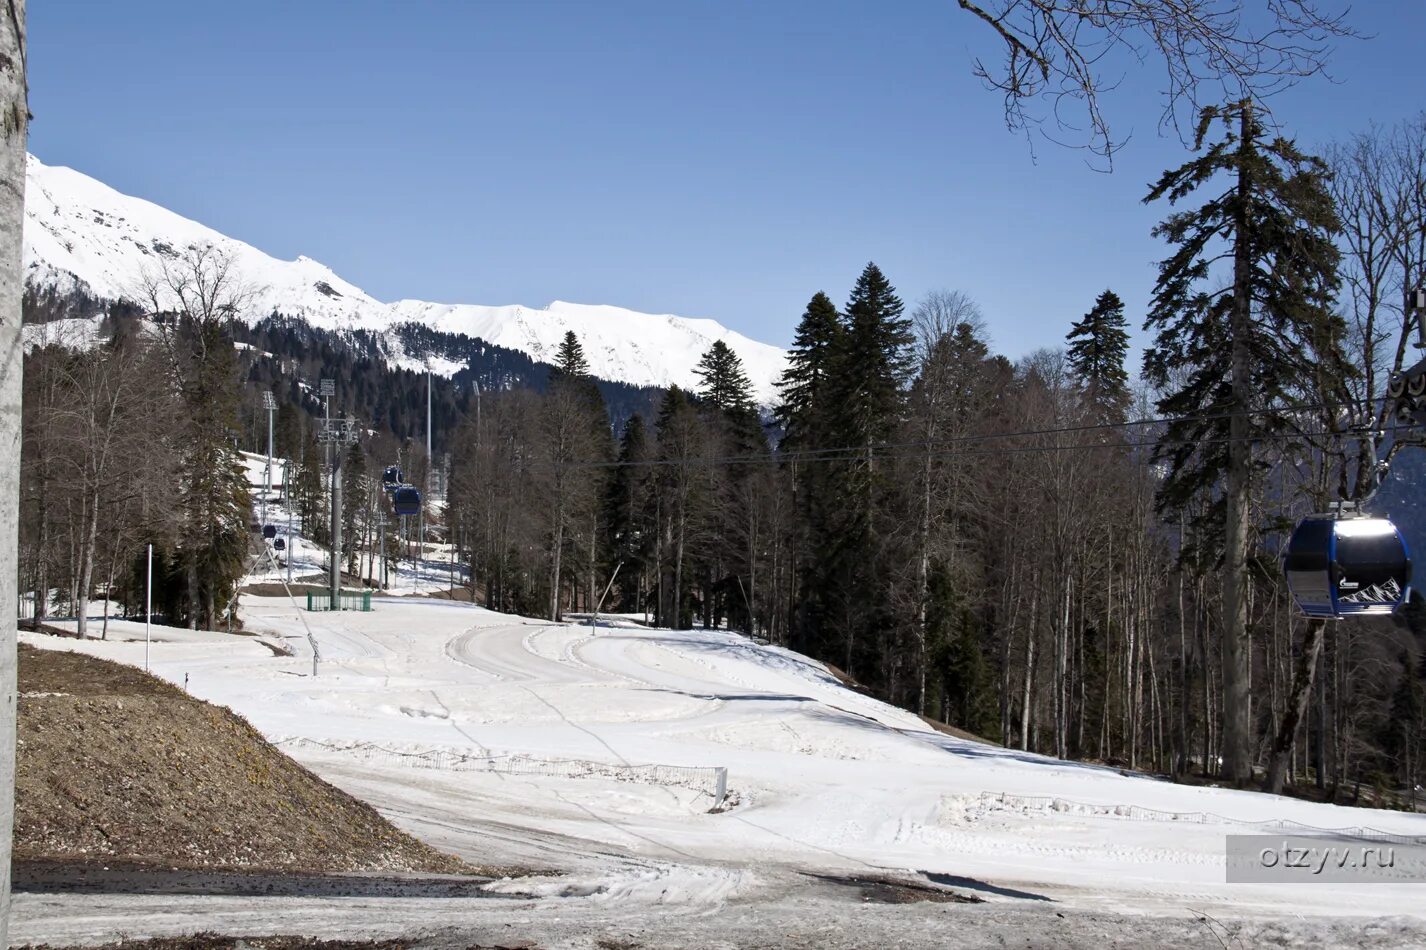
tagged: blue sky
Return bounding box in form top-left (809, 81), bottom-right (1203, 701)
top-left (27, 1), bottom-right (1426, 359)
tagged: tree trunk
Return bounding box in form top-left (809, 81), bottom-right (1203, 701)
top-left (75, 489), bottom-right (100, 638)
top-left (1264, 618), bottom-right (1326, 794)
top-left (674, 505), bottom-right (686, 629)
top-left (1021, 573), bottom-right (1039, 752)
top-left (0, 6), bottom-right (28, 939)
top-left (186, 551), bottom-right (199, 630)
top-left (1220, 102), bottom-right (1256, 786)
top-left (549, 513), bottom-right (564, 621)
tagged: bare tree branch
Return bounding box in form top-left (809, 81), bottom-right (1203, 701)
top-left (955, 0), bottom-right (1357, 165)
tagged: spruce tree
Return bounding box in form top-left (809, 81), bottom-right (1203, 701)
top-left (775, 293), bottom-right (846, 659)
top-left (695, 340), bottom-right (756, 418)
top-left (775, 292), bottom-right (843, 450)
top-left (832, 263), bottom-right (913, 446)
top-left (821, 263), bottom-right (911, 678)
top-left (1066, 289), bottom-right (1131, 424)
top-left (553, 330), bottom-right (590, 379)
top-left (1142, 101), bottom-right (1344, 785)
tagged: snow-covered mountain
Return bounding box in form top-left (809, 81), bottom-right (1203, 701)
top-left (23, 155), bottom-right (788, 401)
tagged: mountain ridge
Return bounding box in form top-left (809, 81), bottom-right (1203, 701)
top-left (22, 154), bottom-right (788, 401)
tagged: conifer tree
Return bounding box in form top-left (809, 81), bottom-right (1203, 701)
top-left (776, 292), bottom-right (846, 658)
top-left (695, 340), bottom-right (756, 418)
top-left (831, 263), bottom-right (913, 446)
top-left (553, 330), bottom-right (590, 379)
top-left (1066, 289), bottom-right (1131, 424)
top-left (776, 292), bottom-right (843, 450)
top-left (1142, 101), bottom-right (1344, 784)
top-left (817, 263), bottom-right (911, 677)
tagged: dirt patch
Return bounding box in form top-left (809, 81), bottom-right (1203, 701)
top-left (21, 939), bottom-right (412, 950)
top-left (21, 937), bottom-right (543, 950)
top-left (807, 872), bottom-right (984, 905)
top-left (423, 587), bottom-right (477, 602)
top-left (239, 582), bottom-right (339, 598)
top-left (12, 858), bottom-right (503, 898)
top-left (916, 715), bottom-right (999, 747)
top-left (16, 644), bottom-right (471, 875)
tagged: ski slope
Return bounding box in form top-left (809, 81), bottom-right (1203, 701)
top-left (23, 589), bottom-right (1426, 930)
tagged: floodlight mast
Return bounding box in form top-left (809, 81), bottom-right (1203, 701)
top-left (317, 412), bottom-right (359, 610)
top-left (284, 458), bottom-right (294, 585)
top-left (320, 378), bottom-right (335, 568)
top-left (261, 390), bottom-right (277, 528)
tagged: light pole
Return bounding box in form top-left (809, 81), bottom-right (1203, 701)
top-left (261, 390), bottom-right (276, 527)
top-left (317, 412), bottom-right (359, 609)
top-left (284, 457), bottom-right (294, 585)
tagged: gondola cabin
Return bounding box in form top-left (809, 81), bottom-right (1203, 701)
top-left (262, 524), bottom-right (277, 540)
top-left (393, 486), bottom-right (422, 517)
top-left (1283, 515), bottom-right (1411, 618)
top-left (273, 538), bottom-right (286, 552)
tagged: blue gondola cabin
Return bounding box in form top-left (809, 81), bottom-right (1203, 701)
top-left (393, 486), bottom-right (422, 517)
top-left (1284, 515), bottom-right (1411, 618)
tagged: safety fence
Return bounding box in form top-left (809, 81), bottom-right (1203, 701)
top-left (971, 791), bottom-right (1426, 843)
top-left (305, 589), bottom-right (373, 612)
top-left (278, 737), bottom-right (728, 810)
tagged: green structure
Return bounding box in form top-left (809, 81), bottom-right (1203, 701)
top-left (306, 589), bottom-right (373, 612)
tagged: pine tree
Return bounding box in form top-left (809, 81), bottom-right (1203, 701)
top-left (553, 330), bottom-right (590, 379)
top-left (1142, 101), bottom-right (1344, 785)
top-left (831, 263), bottom-right (913, 447)
top-left (776, 292), bottom-right (847, 658)
top-left (775, 292), bottom-right (843, 449)
top-left (817, 263), bottom-right (911, 678)
top-left (1066, 289), bottom-right (1131, 424)
top-left (695, 340), bottom-right (756, 418)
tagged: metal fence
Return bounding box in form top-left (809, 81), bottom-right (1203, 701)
top-left (305, 589), bottom-right (373, 612)
top-left (278, 737), bottom-right (728, 810)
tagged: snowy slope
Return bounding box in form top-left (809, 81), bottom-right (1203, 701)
top-left (29, 585), bottom-right (1426, 924)
top-left (23, 155), bottom-right (788, 401)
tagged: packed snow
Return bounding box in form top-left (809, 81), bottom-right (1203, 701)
top-left (22, 155), bottom-right (788, 401)
top-left (15, 474), bottom-right (1426, 944)
top-left (22, 585), bottom-right (1426, 930)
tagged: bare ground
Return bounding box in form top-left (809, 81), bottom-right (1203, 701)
top-left (15, 645), bottom-right (472, 875)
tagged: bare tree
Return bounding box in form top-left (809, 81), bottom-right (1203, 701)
top-left (955, 0), bottom-right (1355, 162)
top-left (1264, 115), bottom-right (1426, 795)
top-left (905, 291), bottom-right (987, 713)
top-left (135, 245), bottom-right (253, 629)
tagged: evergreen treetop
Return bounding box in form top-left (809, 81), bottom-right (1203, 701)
top-left (1066, 289), bottom-right (1131, 424)
top-left (1142, 102), bottom-right (1346, 519)
top-left (695, 339), bottom-right (756, 418)
top-left (553, 330), bottom-right (590, 379)
top-left (833, 262), bottom-right (912, 444)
